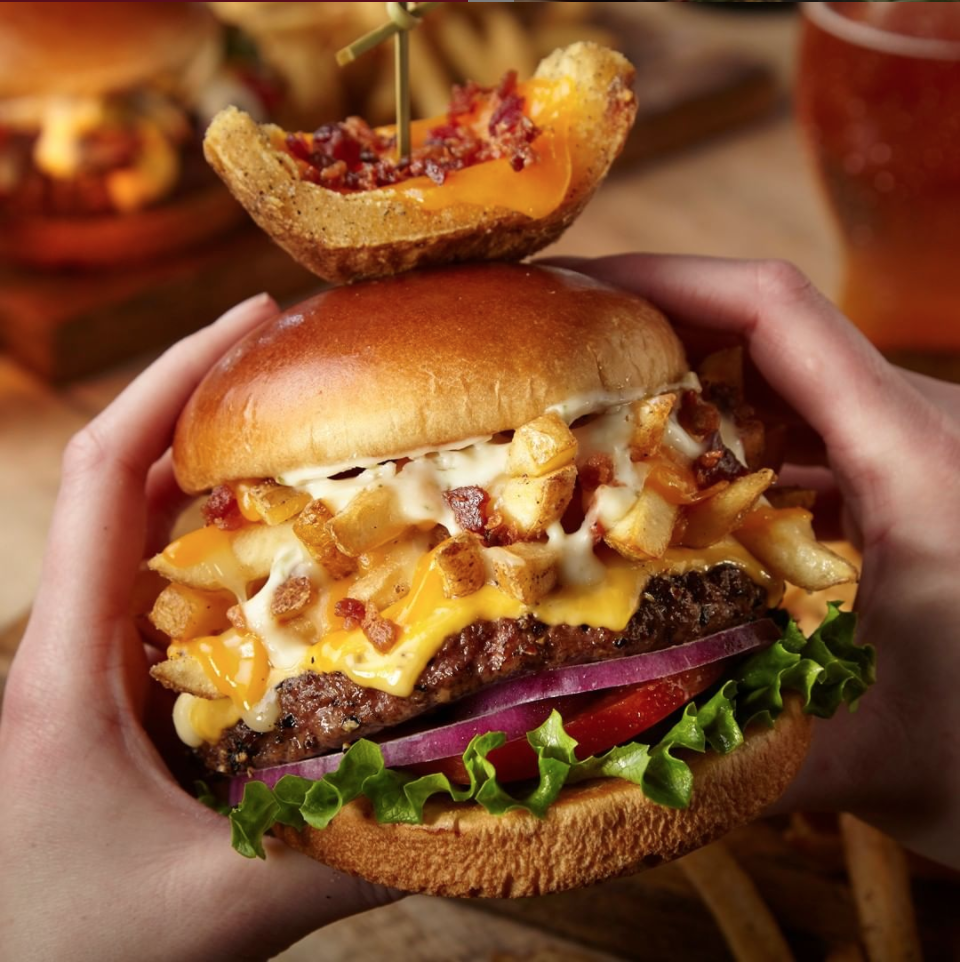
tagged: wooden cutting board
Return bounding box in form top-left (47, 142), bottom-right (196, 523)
top-left (0, 227), bottom-right (318, 384)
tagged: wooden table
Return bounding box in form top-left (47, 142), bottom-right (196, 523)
top-left (2, 5), bottom-right (956, 960)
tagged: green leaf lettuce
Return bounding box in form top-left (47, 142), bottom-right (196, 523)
top-left (224, 603), bottom-right (873, 858)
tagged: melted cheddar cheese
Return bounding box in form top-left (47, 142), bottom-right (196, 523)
top-left (394, 78), bottom-right (572, 218)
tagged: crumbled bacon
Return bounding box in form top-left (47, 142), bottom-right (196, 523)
top-left (578, 454), bottom-right (615, 491)
top-left (695, 431), bottom-right (749, 487)
top-left (201, 485), bottom-right (244, 530)
top-left (334, 597), bottom-right (366, 631)
top-left (443, 486), bottom-right (490, 534)
top-left (334, 597), bottom-right (399, 652)
top-left (361, 606), bottom-right (400, 653)
top-left (282, 69), bottom-right (541, 192)
top-left (484, 511), bottom-right (518, 548)
top-left (270, 576), bottom-right (315, 623)
top-left (678, 390), bottom-right (722, 441)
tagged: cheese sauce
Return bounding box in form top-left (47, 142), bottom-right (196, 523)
top-left (167, 390), bottom-right (765, 747)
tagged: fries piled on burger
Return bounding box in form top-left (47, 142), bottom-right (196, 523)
top-left (146, 41), bottom-right (875, 897)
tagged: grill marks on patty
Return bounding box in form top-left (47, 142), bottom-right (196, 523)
top-left (200, 565), bottom-right (768, 774)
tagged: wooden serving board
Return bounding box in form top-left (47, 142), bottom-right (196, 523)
top-left (0, 226), bottom-right (318, 384)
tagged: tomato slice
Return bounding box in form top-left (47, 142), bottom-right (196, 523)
top-left (410, 661), bottom-right (726, 785)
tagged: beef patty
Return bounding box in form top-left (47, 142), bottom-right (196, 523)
top-left (201, 564), bottom-right (768, 774)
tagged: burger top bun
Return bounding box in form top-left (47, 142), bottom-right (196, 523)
top-left (173, 263), bottom-right (689, 494)
top-left (0, 1), bottom-right (220, 100)
top-left (272, 698), bottom-right (812, 898)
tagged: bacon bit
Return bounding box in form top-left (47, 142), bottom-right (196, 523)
top-left (270, 576), bottom-right (315, 623)
top-left (226, 604), bottom-right (247, 632)
top-left (361, 606), bottom-right (400, 653)
top-left (678, 391), bottom-right (721, 441)
top-left (201, 485), bottom-right (244, 530)
top-left (443, 486), bottom-right (490, 534)
top-left (282, 69), bottom-right (541, 193)
top-left (578, 454), bottom-right (615, 491)
top-left (484, 511), bottom-right (518, 548)
top-left (695, 431), bottom-right (749, 487)
top-left (334, 597), bottom-right (399, 652)
top-left (334, 597), bottom-right (366, 631)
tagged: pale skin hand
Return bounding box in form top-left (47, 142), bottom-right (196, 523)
top-left (549, 254), bottom-right (960, 870)
top-left (0, 295), bottom-right (401, 962)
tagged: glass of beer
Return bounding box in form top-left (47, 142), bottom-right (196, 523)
top-left (797, 3), bottom-right (960, 373)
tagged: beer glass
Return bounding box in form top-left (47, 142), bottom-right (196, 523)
top-left (797, 2), bottom-right (960, 373)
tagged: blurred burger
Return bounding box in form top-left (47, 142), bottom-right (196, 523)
top-left (0, 2), bottom-right (265, 269)
top-left (146, 263), bottom-right (873, 896)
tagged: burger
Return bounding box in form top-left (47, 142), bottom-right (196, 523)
top-left (0, 1), bottom-right (267, 269)
top-left (146, 262), bottom-right (873, 897)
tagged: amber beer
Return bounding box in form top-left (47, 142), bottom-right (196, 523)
top-left (798, 2), bottom-right (960, 363)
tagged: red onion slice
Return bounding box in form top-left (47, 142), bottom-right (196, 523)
top-left (227, 619), bottom-right (777, 805)
top-left (228, 699), bottom-right (557, 803)
top-left (450, 619), bottom-right (780, 721)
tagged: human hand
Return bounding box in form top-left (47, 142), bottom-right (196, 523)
top-left (547, 254), bottom-right (960, 869)
top-left (0, 294), bottom-right (401, 962)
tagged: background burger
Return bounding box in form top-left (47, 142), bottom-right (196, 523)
top-left (146, 262), bottom-right (873, 897)
top-left (0, 1), bottom-right (274, 269)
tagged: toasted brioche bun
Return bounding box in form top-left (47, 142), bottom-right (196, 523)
top-left (172, 262), bottom-right (687, 493)
top-left (272, 698), bottom-right (811, 897)
top-left (0, 2), bottom-right (220, 101)
top-left (202, 43), bottom-right (636, 284)
top-left (0, 183), bottom-right (245, 269)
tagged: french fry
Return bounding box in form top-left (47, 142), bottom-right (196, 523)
top-left (350, 531), bottom-right (435, 609)
top-left (699, 346), bottom-right (745, 400)
top-left (150, 652), bottom-right (219, 700)
top-left (435, 534), bottom-right (486, 599)
top-left (782, 541), bottom-right (861, 634)
top-left (603, 486), bottom-right (679, 561)
top-left (294, 499), bottom-right (357, 578)
top-left (239, 480), bottom-right (310, 526)
top-left (507, 413), bottom-right (577, 478)
top-left (826, 945), bottom-right (867, 962)
top-left (736, 508), bottom-right (859, 592)
top-left (540, 0), bottom-right (592, 24)
top-left (349, 559), bottom-right (410, 610)
top-left (433, 11), bottom-right (497, 87)
top-left (784, 812), bottom-right (845, 873)
top-left (498, 464), bottom-right (577, 537)
top-left (409, 28), bottom-right (454, 118)
top-left (532, 23), bottom-right (618, 61)
top-left (149, 583), bottom-right (235, 641)
top-left (765, 486), bottom-right (817, 512)
top-left (270, 575), bottom-right (316, 622)
top-left (485, 7), bottom-right (536, 81)
top-left (328, 487), bottom-right (410, 558)
top-left (839, 814), bottom-right (922, 962)
top-left (679, 840), bottom-right (795, 962)
top-left (681, 469), bottom-right (776, 549)
top-left (489, 541), bottom-right (558, 605)
top-left (149, 521), bottom-right (298, 593)
top-left (629, 393), bottom-right (676, 461)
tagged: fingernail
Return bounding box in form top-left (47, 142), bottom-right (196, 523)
top-left (216, 292), bottom-right (274, 325)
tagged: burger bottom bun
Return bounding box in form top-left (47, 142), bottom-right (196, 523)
top-left (273, 698), bottom-right (812, 898)
top-left (0, 183), bottom-right (245, 270)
